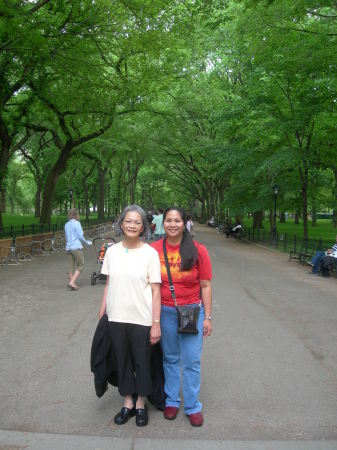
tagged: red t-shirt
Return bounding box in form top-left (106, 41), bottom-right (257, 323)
top-left (151, 239), bottom-right (212, 307)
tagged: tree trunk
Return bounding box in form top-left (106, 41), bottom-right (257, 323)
top-left (217, 182), bottom-right (225, 222)
top-left (208, 183), bottom-right (216, 219)
top-left (253, 210), bottom-right (264, 229)
top-left (269, 209), bottom-right (273, 232)
top-left (34, 181), bottom-right (43, 218)
top-left (97, 162), bottom-right (106, 222)
top-left (1, 186), bottom-right (6, 213)
top-left (279, 212), bottom-right (285, 223)
top-left (0, 123), bottom-right (11, 232)
top-left (129, 178), bottom-right (136, 204)
top-left (40, 143), bottom-right (73, 223)
top-left (82, 177), bottom-right (90, 222)
top-left (201, 199), bottom-right (206, 221)
top-left (333, 168), bottom-right (337, 228)
top-left (302, 166), bottom-right (309, 240)
top-left (10, 197), bottom-right (14, 214)
top-left (311, 208), bottom-right (317, 227)
top-left (115, 159), bottom-right (124, 215)
top-left (295, 210), bottom-right (300, 224)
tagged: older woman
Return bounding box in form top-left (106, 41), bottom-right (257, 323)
top-left (151, 206), bottom-right (212, 427)
top-left (98, 205), bottom-right (161, 427)
top-left (64, 208), bottom-right (92, 290)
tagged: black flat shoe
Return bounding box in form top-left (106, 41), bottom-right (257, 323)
top-left (114, 407), bottom-right (136, 425)
top-left (136, 407), bottom-right (148, 427)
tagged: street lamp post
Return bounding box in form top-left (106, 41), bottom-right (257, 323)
top-left (272, 185), bottom-right (280, 236)
top-left (69, 189), bottom-right (73, 209)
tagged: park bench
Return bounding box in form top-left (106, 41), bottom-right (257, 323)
top-left (0, 242), bottom-right (19, 266)
top-left (289, 241), bottom-right (320, 264)
top-left (16, 241), bottom-right (34, 261)
top-left (0, 244), bottom-right (11, 268)
top-left (299, 242), bottom-right (323, 265)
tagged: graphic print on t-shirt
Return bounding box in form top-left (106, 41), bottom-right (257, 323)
top-left (164, 250), bottom-right (188, 280)
top-left (151, 239), bottom-right (212, 306)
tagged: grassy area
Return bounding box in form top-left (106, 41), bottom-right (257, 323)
top-left (1, 213), bottom-right (98, 228)
top-left (244, 218), bottom-right (337, 242)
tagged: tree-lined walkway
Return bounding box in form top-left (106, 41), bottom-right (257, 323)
top-left (1, 225), bottom-right (337, 448)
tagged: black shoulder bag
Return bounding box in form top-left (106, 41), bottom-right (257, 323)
top-left (163, 239), bottom-right (200, 334)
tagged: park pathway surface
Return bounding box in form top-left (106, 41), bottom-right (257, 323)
top-left (1, 224), bottom-right (337, 450)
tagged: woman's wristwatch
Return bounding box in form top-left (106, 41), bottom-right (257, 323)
top-left (205, 315), bottom-right (212, 320)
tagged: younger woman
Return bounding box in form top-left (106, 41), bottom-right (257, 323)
top-left (151, 206), bottom-right (212, 427)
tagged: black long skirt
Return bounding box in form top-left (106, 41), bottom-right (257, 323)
top-left (108, 321), bottom-right (152, 397)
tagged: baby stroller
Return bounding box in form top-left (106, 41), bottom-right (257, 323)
top-left (91, 236), bottom-right (116, 285)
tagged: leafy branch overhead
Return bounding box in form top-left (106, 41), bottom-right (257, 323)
top-left (1, 0), bottom-right (336, 234)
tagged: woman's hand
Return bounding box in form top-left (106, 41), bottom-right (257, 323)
top-left (203, 318), bottom-right (212, 337)
top-left (150, 323), bottom-right (161, 345)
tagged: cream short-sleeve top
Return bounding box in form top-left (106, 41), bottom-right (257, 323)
top-left (101, 242), bottom-right (161, 326)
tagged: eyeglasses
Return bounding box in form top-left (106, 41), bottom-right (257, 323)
top-left (123, 219), bottom-right (142, 227)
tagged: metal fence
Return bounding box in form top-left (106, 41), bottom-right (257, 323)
top-left (244, 226), bottom-right (331, 255)
top-left (0, 217), bottom-right (113, 239)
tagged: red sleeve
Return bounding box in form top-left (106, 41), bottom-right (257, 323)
top-left (196, 242), bottom-right (212, 280)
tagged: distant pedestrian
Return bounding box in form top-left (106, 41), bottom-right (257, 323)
top-left (146, 210), bottom-right (154, 240)
top-left (65, 208), bottom-right (92, 290)
top-left (152, 208), bottom-right (165, 240)
top-left (186, 215), bottom-right (194, 236)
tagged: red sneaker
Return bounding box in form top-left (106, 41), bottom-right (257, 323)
top-left (188, 412), bottom-right (204, 427)
top-left (164, 406), bottom-right (179, 420)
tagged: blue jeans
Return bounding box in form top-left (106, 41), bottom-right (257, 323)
top-left (160, 305), bottom-right (204, 415)
top-left (311, 251), bottom-right (325, 273)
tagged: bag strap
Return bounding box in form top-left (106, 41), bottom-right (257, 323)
top-left (163, 238), bottom-right (178, 307)
top-left (163, 238), bottom-right (202, 308)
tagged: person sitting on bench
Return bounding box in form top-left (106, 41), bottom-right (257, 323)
top-left (310, 236), bottom-right (337, 275)
top-left (320, 243), bottom-right (337, 277)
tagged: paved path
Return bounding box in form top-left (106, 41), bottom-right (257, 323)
top-left (1, 225), bottom-right (337, 449)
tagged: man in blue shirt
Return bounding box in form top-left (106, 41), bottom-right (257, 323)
top-left (65, 208), bottom-right (92, 290)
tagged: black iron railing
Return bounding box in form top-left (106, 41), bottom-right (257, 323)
top-left (0, 217), bottom-right (112, 239)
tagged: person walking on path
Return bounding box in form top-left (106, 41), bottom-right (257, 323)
top-left (65, 208), bottom-right (92, 290)
top-left (152, 208), bottom-right (165, 240)
top-left (151, 206), bottom-right (213, 427)
top-left (98, 205), bottom-right (161, 427)
top-left (186, 215), bottom-right (194, 237)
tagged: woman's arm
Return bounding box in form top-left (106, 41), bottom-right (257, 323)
top-left (99, 276), bottom-right (109, 319)
top-left (200, 279), bottom-right (212, 337)
top-left (150, 282), bottom-right (161, 345)
top-left (76, 221), bottom-right (92, 246)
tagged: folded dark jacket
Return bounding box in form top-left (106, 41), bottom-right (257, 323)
top-left (90, 314), bottom-right (165, 409)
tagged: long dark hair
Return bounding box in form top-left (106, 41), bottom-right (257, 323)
top-left (163, 206), bottom-right (198, 271)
